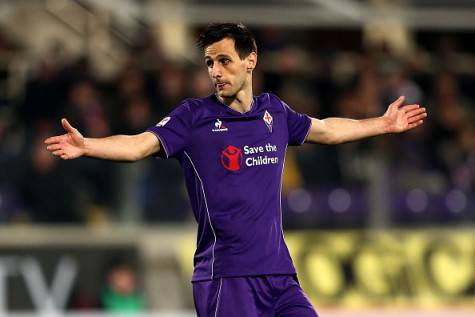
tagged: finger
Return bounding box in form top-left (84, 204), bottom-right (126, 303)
top-left (401, 104), bottom-right (420, 113)
top-left (44, 135), bottom-right (64, 144)
top-left (408, 120), bottom-right (424, 130)
top-left (408, 113), bottom-right (427, 124)
top-left (403, 105), bottom-right (427, 115)
top-left (407, 108), bottom-right (427, 119)
top-left (47, 144), bottom-right (63, 151)
top-left (61, 118), bottom-right (75, 133)
top-left (391, 96), bottom-right (406, 108)
top-left (61, 154), bottom-right (69, 160)
top-left (407, 107), bottom-right (426, 117)
top-left (53, 150), bottom-right (64, 156)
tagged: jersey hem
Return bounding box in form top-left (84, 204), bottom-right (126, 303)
top-left (191, 269), bottom-right (297, 282)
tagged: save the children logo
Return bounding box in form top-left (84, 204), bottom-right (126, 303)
top-left (221, 145), bottom-right (243, 171)
top-left (221, 143), bottom-right (280, 171)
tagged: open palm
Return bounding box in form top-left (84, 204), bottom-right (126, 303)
top-left (383, 96), bottom-right (427, 133)
top-left (44, 119), bottom-right (86, 160)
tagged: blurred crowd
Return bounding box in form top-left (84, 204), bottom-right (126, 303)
top-left (0, 26), bottom-right (474, 227)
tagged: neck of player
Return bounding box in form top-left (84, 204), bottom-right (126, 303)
top-left (218, 78), bottom-right (253, 114)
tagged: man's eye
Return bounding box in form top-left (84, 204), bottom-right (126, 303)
top-left (206, 60), bottom-right (213, 67)
top-left (221, 59), bottom-right (230, 65)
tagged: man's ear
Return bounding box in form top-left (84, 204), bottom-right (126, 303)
top-left (246, 52), bottom-right (257, 71)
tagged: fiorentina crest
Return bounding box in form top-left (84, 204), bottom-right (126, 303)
top-left (263, 110), bottom-right (273, 133)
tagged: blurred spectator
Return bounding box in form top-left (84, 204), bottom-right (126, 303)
top-left (99, 259), bottom-right (145, 313)
top-left (122, 95), bottom-right (154, 134)
top-left (188, 67), bottom-right (213, 98)
top-left (19, 59), bottom-right (62, 126)
top-left (61, 80), bottom-right (118, 222)
top-left (64, 80), bottom-right (110, 137)
top-left (431, 73), bottom-right (475, 183)
top-left (453, 125), bottom-right (475, 192)
top-left (18, 124), bottom-right (83, 222)
top-left (155, 62), bottom-right (187, 115)
top-left (116, 59), bottom-right (148, 102)
top-left (381, 62), bottom-right (424, 106)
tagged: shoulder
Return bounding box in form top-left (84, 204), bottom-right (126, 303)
top-left (175, 98), bottom-right (199, 111)
top-left (256, 92), bottom-right (279, 103)
top-left (181, 95), bottom-right (219, 112)
top-left (255, 92), bottom-right (287, 113)
top-left (170, 96), bottom-right (209, 116)
top-left (171, 95), bottom-right (223, 126)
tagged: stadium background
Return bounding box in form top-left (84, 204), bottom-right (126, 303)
top-left (0, 0), bottom-right (474, 316)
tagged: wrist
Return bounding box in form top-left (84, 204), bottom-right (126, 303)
top-left (83, 138), bottom-right (92, 157)
top-left (380, 116), bottom-right (392, 134)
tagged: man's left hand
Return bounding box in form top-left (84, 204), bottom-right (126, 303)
top-left (383, 96), bottom-right (427, 133)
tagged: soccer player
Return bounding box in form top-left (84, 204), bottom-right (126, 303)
top-left (45, 23), bottom-right (427, 317)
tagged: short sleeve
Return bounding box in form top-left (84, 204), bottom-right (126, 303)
top-left (146, 100), bottom-right (193, 159)
top-left (278, 98), bottom-right (311, 146)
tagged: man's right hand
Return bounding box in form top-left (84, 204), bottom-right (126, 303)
top-left (45, 118), bottom-right (86, 160)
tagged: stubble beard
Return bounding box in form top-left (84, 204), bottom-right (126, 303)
top-left (216, 76), bottom-right (247, 100)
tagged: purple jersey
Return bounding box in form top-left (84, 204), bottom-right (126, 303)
top-left (147, 93), bottom-right (311, 281)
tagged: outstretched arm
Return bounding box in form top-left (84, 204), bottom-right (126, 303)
top-left (306, 96), bottom-right (427, 144)
top-left (44, 118), bottom-right (160, 161)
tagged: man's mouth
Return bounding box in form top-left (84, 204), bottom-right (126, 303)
top-left (216, 82), bottom-right (229, 90)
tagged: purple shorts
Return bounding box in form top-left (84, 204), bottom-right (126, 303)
top-left (192, 275), bottom-right (318, 317)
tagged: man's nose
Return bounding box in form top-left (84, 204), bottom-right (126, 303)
top-left (211, 64), bottom-right (222, 78)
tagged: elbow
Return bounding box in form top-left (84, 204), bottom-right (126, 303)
top-left (132, 144), bottom-right (158, 161)
top-left (324, 139), bottom-right (341, 145)
top-left (326, 137), bottom-right (350, 145)
top-left (307, 137), bottom-right (341, 145)
top-left (122, 148), bottom-right (145, 162)
top-left (309, 120), bottom-right (344, 144)
top-left (127, 134), bottom-right (154, 161)
top-left (317, 132), bottom-right (343, 145)
top-left (130, 150), bottom-right (146, 162)
top-left (120, 154), bottom-right (140, 162)
top-left (322, 139), bottom-right (342, 145)
top-left (326, 134), bottom-right (347, 144)
top-left (128, 155), bottom-right (141, 162)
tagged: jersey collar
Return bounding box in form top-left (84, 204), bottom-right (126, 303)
top-left (211, 94), bottom-right (256, 116)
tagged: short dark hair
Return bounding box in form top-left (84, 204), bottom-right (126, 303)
top-left (197, 23), bottom-right (257, 59)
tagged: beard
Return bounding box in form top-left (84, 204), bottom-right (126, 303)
top-left (215, 76), bottom-right (246, 98)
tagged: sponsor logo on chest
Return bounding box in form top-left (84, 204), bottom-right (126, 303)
top-left (212, 119), bottom-right (228, 132)
top-left (220, 143), bottom-right (279, 171)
